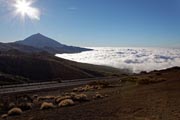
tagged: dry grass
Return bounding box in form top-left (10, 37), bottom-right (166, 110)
top-left (121, 76), bottom-right (166, 85)
top-left (69, 92), bottom-right (77, 98)
top-left (40, 102), bottom-right (54, 110)
top-left (88, 80), bottom-right (110, 88)
top-left (8, 107), bottom-right (22, 116)
top-left (55, 96), bottom-right (72, 104)
top-left (1, 114), bottom-right (8, 119)
top-left (121, 76), bottom-right (138, 82)
top-left (137, 77), bottom-right (166, 84)
top-left (38, 96), bottom-right (55, 101)
top-left (94, 93), bottom-right (104, 99)
top-left (73, 87), bottom-right (85, 92)
top-left (58, 99), bottom-right (74, 107)
top-left (73, 93), bottom-right (88, 102)
top-left (72, 81), bottom-right (109, 93)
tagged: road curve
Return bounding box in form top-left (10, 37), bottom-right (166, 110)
top-left (0, 77), bottom-right (118, 94)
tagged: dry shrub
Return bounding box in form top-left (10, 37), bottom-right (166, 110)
top-left (72, 88), bottom-right (79, 92)
top-left (17, 102), bottom-right (32, 111)
top-left (40, 102), bottom-right (54, 110)
top-left (54, 96), bottom-right (62, 102)
top-left (137, 77), bottom-right (166, 85)
top-left (94, 93), bottom-right (104, 99)
top-left (8, 107), bottom-right (22, 116)
top-left (69, 92), bottom-right (77, 98)
top-left (104, 94), bottom-right (109, 97)
top-left (73, 93), bottom-right (88, 102)
top-left (38, 96), bottom-right (55, 101)
top-left (121, 76), bottom-right (138, 82)
top-left (88, 80), bottom-right (110, 88)
top-left (92, 85), bottom-right (102, 90)
top-left (44, 96), bottom-right (55, 100)
top-left (72, 84), bottom-right (105, 93)
top-left (55, 96), bottom-right (71, 104)
top-left (82, 85), bottom-right (93, 91)
top-left (122, 76), bottom-right (166, 85)
top-left (1, 114), bottom-right (8, 119)
top-left (137, 78), bottom-right (152, 84)
top-left (73, 87), bottom-right (84, 92)
top-left (58, 99), bottom-right (74, 107)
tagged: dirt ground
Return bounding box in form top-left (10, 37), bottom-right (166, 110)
top-left (1, 67), bottom-right (180, 120)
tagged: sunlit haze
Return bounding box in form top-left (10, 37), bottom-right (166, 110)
top-left (13, 0), bottom-right (40, 20)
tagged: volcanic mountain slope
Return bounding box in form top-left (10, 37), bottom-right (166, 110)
top-left (0, 53), bottom-right (124, 85)
top-left (0, 42), bottom-right (42, 54)
top-left (15, 33), bottom-right (92, 54)
top-left (0, 33), bottom-right (92, 54)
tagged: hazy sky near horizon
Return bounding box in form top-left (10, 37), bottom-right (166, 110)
top-left (0, 0), bottom-right (180, 47)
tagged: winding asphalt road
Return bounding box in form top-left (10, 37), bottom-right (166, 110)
top-left (0, 77), bottom-right (118, 94)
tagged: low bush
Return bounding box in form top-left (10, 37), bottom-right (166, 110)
top-left (88, 80), bottom-right (110, 88)
top-left (69, 92), bottom-right (77, 98)
top-left (94, 93), bottom-right (104, 99)
top-left (55, 96), bottom-right (72, 104)
top-left (137, 78), bottom-right (166, 85)
top-left (1, 114), bottom-right (8, 119)
top-left (73, 94), bottom-right (88, 102)
top-left (38, 96), bottom-right (55, 102)
top-left (73, 87), bottom-right (85, 92)
top-left (40, 102), bottom-right (54, 110)
top-left (58, 99), bottom-right (74, 107)
top-left (8, 107), bottom-right (22, 116)
top-left (121, 76), bottom-right (166, 85)
top-left (73, 82), bottom-right (108, 92)
top-left (121, 76), bottom-right (138, 82)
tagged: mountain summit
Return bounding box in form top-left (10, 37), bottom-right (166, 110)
top-left (15, 33), bottom-right (92, 54)
top-left (17, 33), bottom-right (64, 48)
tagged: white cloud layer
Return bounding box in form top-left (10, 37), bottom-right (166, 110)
top-left (56, 47), bottom-right (180, 73)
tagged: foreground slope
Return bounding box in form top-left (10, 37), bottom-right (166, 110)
top-left (2, 67), bottom-right (180, 120)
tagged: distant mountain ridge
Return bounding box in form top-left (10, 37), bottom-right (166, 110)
top-left (15, 33), bottom-right (92, 54)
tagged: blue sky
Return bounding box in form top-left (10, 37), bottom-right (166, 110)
top-left (0, 0), bottom-right (180, 47)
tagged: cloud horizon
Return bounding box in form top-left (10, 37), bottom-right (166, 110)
top-left (56, 47), bottom-right (180, 73)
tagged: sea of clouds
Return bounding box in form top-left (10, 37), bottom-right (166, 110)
top-left (56, 47), bottom-right (180, 73)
